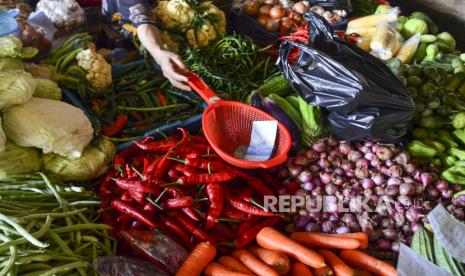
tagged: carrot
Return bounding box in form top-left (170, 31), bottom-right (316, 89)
top-left (290, 232), bottom-right (361, 249)
top-left (176, 241), bottom-right (216, 276)
top-left (314, 233), bottom-right (369, 249)
top-left (248, 245), bottom-right (291, 275)
top-left (256, 227), bottom-right (326, 269)
top-left (357, 269), bottom-right (374, 276)
top-left (218, 256), bottom-right (255, 275)
top-left (232, 249), bottom-right (278, 276)
top-left (318, 249), bottom-right (356, 276)
top-left (290, 262), bottom-right (314, 276)
top-left (312, 266), bottom-right (334, 276)
top-left (338, 250), bottom-right (397, 276)
top-left (204, 262), bottom-right (251, 276)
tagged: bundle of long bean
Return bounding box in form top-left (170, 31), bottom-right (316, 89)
top-left (86, 61), bottom-right (202, 142)
top-left (183, 34), bottom-right (278, 102)
top-left (0, 173), bottom-right (115, 275)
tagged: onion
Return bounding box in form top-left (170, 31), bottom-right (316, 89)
top-left (341, 213), bottom-right (356, 224)
top-left (307, 210), bottom-right (321, 219)
top-left (399, 183), bottom-right (415, 196)
top-left (302, 182), bottom-right (314, 191)
top-left (382, 229), bottom-right (398, 241)
top-left (355, 167), bottom-right (369, 179)
top-left (372, 144), bottom-right (379, 153)
top-left (281, 17), bottom-right (293, 29)
top-left (289, 165), bottom-right (303, 178)
top-left (312, 141), bottom-right (326, 153)
top-left (336, 226), bottom-right (350, 234)
top-left (339, 142), bottom-right (352, 155)
top-left (257, 14), bottom-right (270, 27)
top-left (295, 188), bottom-right (309, 197)
top-left (387, 177), bottom-right (401, 186)
top-left (411, 223), bottom-right (421, 233)
top-left (348, 151), bottom-right (363, 162)
top-left (329, 214), bottom-right (339, 221)
top-left (386, 185), bottom-right (399, 196)
top-left (305, 222), bottom-right (321, 232)
top-left (297, 170), bottom-right (312, 183)
top-left (292, 1), bottom-right (307, 14)
top-left (264, 0), bottom-right (277, 5)
top-left (312, 177), bottom-right (322, 187)
top-left (341, 161), bottom-right (352, 171)
top-left (384, 159), bottom-right (393, 167)
top-left (264, 18), bottom-right (280, 32)
top-left (296, 216), bottom-right (310, 230)
top-left (405, 163), bottom-right (416, 174)
top-left (333, 167), bottom-right (344, 176)
top-left (364, 152), bottom-right (375, 161)
top-left (380, 218), bottom-right (394, 228)
top-left (397, 195), bottom-right (412, 207)
top-left (454, 209), bottom-right (465, 220)
top-left (319, 152), bottom-right (328, 159)
top-left (294, 155), bottom-right (309, 166)
top-left (289, 12), bottom-right (302, 24)
top-left (374, 186), bottom-right (385, 196)
top-left (388, 165), bottom-right (403, 178)
top-left (332, 175), bottom-right (344, 186)
top-left (370, 158), bottom-right (382, 169)
top-left (269, 5), bottom-right (286, 19)
top-left (359, 146), bottom-right (370, 154)
top-left (426, 187), bottom-right (439, 200)
top-left (345, 170), bottom-right (355, 178)
top-left (327, 138), bottom-right (338, 147)
top-left (278, 168), bottom-right (289, 179)
top-left (325, 183), bottom-right (337, 195)
top-left (243, 1), bottom-right (260, 15)
top-left (317, 159), bottom-right (330, 169)
top-left (394, 152), bottom-right (410, 165)
top-left (355, 158), bottom-right (368, 169)
top-left (420, 173), bottom-right (433, 187)
top-left (441, 189), bottom-right (453, 200)
top-left (403, 177), bottom-right (415, 183)
top-left (305, 150), bottom-right (318, 162)
top-left (348, 222), bottom-right (361, 232)
top-left (363, 188), bottom-right (373, 197)
top-left (259, 4), bottom-right (272, 16)
top-left (311, 187), bottom-right (323, 196)
top-left (364, 141), bottom-right (374, 147)
top-left (406, 206), bottom-right (422, 222)
top-left (391, 241), bottom-right (401, 252)
top-left (321, 220), bottom-right (336, 233)
top-left (374, 239), bottom-right (391, 251)
top-left (393, 213), bottom-right (405, 227)
top-left (298, 209), bottom-right (308, 216)
top-left (453, 184), bottom-right (463, 192)
top-left (376, 147), bottom-right (393, 160)
top-left (320, 172), bottom-right (332, 184)
top-left (361, 178), bottom-right (374, 189)
top-left (372, 174), bottom-right (384, 185)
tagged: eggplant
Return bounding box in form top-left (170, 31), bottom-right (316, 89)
top-left (262, 97), bottom-right (300, 150)
top-left (250, 90), bottom-right (265, 110)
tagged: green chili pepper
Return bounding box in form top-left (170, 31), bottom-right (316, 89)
top-left (408, 140), bottom-right (437, 159)
top-left (449, 147), bottom-right (465, 160)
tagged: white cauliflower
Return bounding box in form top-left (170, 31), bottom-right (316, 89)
top-left (76, 49), bottom-right (112, 92)
top-left (202, 2), bottom-right (226, 34)
top-left (154, 0), bottom-right (195, 31)
top-left (186, 20), bottom-right (218, 49)
top-left (36, 0), bottom-right (86, 33)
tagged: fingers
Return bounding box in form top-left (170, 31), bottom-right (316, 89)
top-left (170, 54), bottom-right (188, 72)
top-left (171, 79), bottom-right (191, 91)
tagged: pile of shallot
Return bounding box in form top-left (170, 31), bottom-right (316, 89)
top-left (272, 138), bottom-right (465, 252)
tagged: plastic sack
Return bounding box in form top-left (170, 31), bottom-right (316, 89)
top-left (121, 229), bottom-right (187, 275)
top-left (370, 21), bottom-right (403, 60)
top-left (278, 12), bottom-right (415, 142)
top-left (93, 256), bottom-right (169, 276)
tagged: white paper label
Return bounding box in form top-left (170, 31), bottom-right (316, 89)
top-left (397, 243), bottom-right (453, 276)
top-left (234, 121), bottom-right (277, 162)
top-left (27, 11), bottom-right (57, 41)
top-left (428, 204), bottom-right (465, 263)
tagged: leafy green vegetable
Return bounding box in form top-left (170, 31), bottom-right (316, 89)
top-left (0, 36), bottom-right (38, 59)
top-left (0, 58), bottom-right (22, 70)
top-left (34, 79), bottom-right (62, 100)
top-left (0, 70), bottom-right (36, 109)
top-left (0, 142), bottom-right (42, 179)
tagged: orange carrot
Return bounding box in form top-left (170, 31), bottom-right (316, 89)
top-left (176, 241), bottom-right (216, 276)
top-left (339, 250), bottom-right (397, 276)
top-left (232, 249), bottom-right (279, 276)
top-left (357, 269), bottom-right (374, 276)
top-left (291, 262), bottom-right (314, 276)
top-left (314, 233), bottom-right (369, 249)
top-left (248, 245), bottom-right (291, 275)
top-left (218, 256), bottom-right (255, 274)
top-left (290, 232), bottom-right (361, 249)
top-left (204, 262), bottom-right (251, 276)
top-left (318, 249), bottom-right (356, 276)
top-left (312, 266), bottom-right (334, 276)
top-left (256, 227), bottom-right (326, 269)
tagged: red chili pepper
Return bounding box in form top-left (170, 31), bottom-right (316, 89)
top-left (98, 172), bottom-right (116, 197)
top-left (165, 196), bottom-right (194, 209)
top-left (167, 169), bottom-right (180, 181)
top-left (125, 164), bottom-right (138, 179)
top-left (173, 164), bottom-right (198, 177)
top-left (258, 170), bottom-right (280, 192)
top-left (223, 205), bottom-right (253, 221)
top-left (111, 200), bottom-right (158, 229)
top-left (189, 135), bottom-right (208, 144)
top-left (114, 144), bottom-right (140, 171)
top-left (241, 175), bottom-right (273, 196)
top-left (165, 187), bottom-right (201, 221)
top-left (205, 183), bottom-right (224, 230)
top-left (121, 191), bottom-right (135, 202)
top-left (169, 157), bottom-right (228, 172)
top-left (103, 114), bottom-right (129, 136)
top-left (130, 220), bottom-right (146, 231)
top-left (235, 217), bottom-right (281, 248)
top-left (143, 203), bottom-right (157, 215)
top-left (186, 143), bottom-right (212, 153)
top-left (166, 172), bottom-right (235, 186)
top-left (133, 140), bottom-right (177, 153)
top-left (117, 214), bottom-right (133, 231)
top-left (89, 98), bottom-right (103, 106)
top-left (145, 157), bottom-right (161, 177)
top-left (129, 191), bottom-right (145, 204)
top-left (170, 211), bottom-right (213, 243)
top-left (211, 223), bottom-right (236, 241)
top-left (156, 91), bottom-right (168, 106)
top-left (114, 179), bottom-right (158, 195)
top-left (100, 199), bottom-right (118, 237)
top-left (160, 216), bottom-right (193, 249)
top-left (237, 187), bottom-right (254, 201)
top-left (142, 157), bottom-right (150, 176)
top-left (286, 180), bottom-right (300, 194)
top-left (225, 193), bottom-right (280, 217)
top-left (130, 111), bottom-right (144, 121)
top-left (153, 128), bottom-right (190, 179)
top-left (237, 220), bottom-right (255, 237)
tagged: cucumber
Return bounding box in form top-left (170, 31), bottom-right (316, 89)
top-left (415, 43), bottom-right (428, 63)
top-left (420, 34), bottom-right (437, 43)
top-left (410, 11), bottom-right (439, 35)
top-left (258, 74), bottom-right (293, 96)
top-left (269, 93), bottom-right (303, 129)
top-left (436, 40), bottom-right (452, 53)
top-left (286, 95), bottom-right (301, 111)
top-left (446, 72), bottom-right (465, 92)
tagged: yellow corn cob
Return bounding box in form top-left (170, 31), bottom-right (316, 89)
top-left (396, 34), bottom-right (421, 63)
top-left (356, 36), bottom-right (372, 52)
top-left (370, 22), bottom-right (403, 60)
top-left (348, 13), bottom-right (398, 29)
top-left (346, 26), bottom-right (376, 37)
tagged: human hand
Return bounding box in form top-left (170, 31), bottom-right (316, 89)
top-left (153, 49), bottom-right (191, 91)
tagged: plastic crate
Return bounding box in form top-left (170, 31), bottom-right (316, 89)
top-left (61, 60), bottom-right (204, 152)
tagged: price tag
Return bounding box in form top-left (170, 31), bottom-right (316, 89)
top-left (234, 121), bottom-right (277, 162)
top-left (397, 243), bottom-right (453, 276)
top-left (428, 204), bottom-right (465, 263)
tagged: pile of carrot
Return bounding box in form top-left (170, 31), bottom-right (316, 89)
top-left (175, 227), bottom-right (398, 276)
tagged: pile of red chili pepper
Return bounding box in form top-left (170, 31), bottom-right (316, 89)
top-left (97, 128), bottom-right (284, 254)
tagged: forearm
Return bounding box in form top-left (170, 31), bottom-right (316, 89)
top-left (137, 23), bottom-right (165, 61)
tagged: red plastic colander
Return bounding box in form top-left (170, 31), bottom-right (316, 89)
top-left (186, 72), bottom-right (292, 169)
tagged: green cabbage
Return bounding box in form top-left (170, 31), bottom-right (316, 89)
top-left (0, 142), bottom-right (42, 179)
top-left (0, 58), bottom-right (23, 71)
top-left (24, 63), bottom-right (56, 80)
top-left (0, 36), bottom-right (38, 59)
top-left (0, 70), bottom-right (36, 109)
top-left (0, 119), bottom-right (6, 153)
top-left (3, 97), bottom-right (94, 159)
top-left (44, 139), bottom-right (115, 181)
top-left (34, 79), bottom-right (62, 100)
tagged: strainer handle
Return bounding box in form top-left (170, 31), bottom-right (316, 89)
top-left (186, 72), bottom-right (221, 104)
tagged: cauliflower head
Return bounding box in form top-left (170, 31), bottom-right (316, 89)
top-left (186, 20), bottom-right (218, 49)
top-left (155, 0), bottom-right (194, 31)
top-left (76, 49), bottom-right (112, 92)
top-left (202, 2), bottom-right (226, 34)
top-left (160, 31), bottom-right (181, 53)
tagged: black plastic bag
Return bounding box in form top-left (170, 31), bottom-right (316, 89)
top-left (278, 12), bottom-right (415, 142)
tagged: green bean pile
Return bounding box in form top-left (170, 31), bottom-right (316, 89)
top-left (0, 173), bottom-right (115, 276)
top-left (183, 34), bottom-right (278, 102)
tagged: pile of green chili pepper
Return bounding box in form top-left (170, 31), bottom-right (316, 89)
top-left (85, 61), bottom-right (202, 142)
top-left (183, 34), bottom-right (278, 102)
top-left (0, 173), bottom-right (115, 275)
